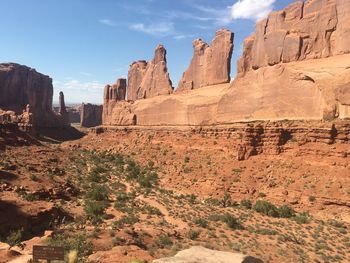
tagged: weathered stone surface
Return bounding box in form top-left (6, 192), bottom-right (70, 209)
top-left (127, 61), bottom-right (147, 101)
top-left (238, 0), bottom-right (350, 74)
top-left (153, 246), bottom-right (263, 263)
top-left (104, 79), bottom-right (127, 102)
top-left (80, 103), bottom-right (103, 128)
top-left (0, 63), bottom-right (60, 127)
top-left (127, 45), bottom-right (173, 101)
top-left (177, 29), bottom-right (234, 92)
top-left (102, 53), bottom-right (350, 126)
top-left (103, 101), bottom-right (136, 126)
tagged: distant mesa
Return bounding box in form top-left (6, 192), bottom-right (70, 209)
top-left (177, 28), bottom-right (234, 92)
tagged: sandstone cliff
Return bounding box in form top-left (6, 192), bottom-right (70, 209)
top-left (237, 0), bottom-right (350, 75)
top-left (102, 0), bottom-right (350, 126)
top-left (0, 63), bottom-right (60, 127)
top-left (127, 45), bottom-right (173, 100)
top-left (80, 103), bottom-right (103, 128)
top-left (177, 29), bottom-right (234, 92)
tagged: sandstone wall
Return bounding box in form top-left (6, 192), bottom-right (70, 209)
top-left (0, 63), bottom-right (60, 127)
top-left (80, 103), bottom-right (103, 128)
top-left (177, 29), bottom-right (234, 92)
top-left (237, 0), bottom-right (350, 75)
top-left (127, 45), bottom-right (173, 100)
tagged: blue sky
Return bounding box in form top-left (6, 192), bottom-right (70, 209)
top-left (0, 0), bottom-right (295, 104)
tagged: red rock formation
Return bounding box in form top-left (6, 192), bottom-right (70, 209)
top-left (127, 44), bottom-right (173, 100)
top-left (58, 91), bottom-right (70, 126)
top-left (237, 0), bottom-right (350, 75)
top-left (177, 29), bottom-right (234, 92)
top-left (0, 63), bottom-right (58, 127)
top-left (104, 79), bottom-right (127, 102)
top-left (80, 103), bottom-right (103, 128)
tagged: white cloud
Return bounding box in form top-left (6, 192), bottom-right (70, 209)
top-left (99, 19), bottom-right (117, 27)
top-left (231, 0), bottom-right (276, 21)
top-left (130, 22), bottom-right (174, 36)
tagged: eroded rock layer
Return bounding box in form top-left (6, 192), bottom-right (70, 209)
top-left (177, 29), bottom-right (234, 92)
top-left (0, 63), bottom-right (60, 127)
top-left (237, 0), bottom-right (350, 74)
top-left (127, 45), bottom-right (173, 101)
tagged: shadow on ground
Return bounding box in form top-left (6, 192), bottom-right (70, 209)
top-left (36, 126), bottom-right (86, 143)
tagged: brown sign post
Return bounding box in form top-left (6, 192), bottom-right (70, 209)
top-left (33, 245), bottom-right (64, 262)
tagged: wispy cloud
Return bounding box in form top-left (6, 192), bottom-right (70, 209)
top-left (230, 0), bottom-right (276, 21)
top-left (99, 19), bottom-right (117, 27)
top-left (173, 34), bottom-right (195, 40)
top-left (130, 22), bottom-right (175, 36)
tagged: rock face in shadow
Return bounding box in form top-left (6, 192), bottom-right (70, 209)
top-left (127, 44), bottom-right (173, 101)
top-left (177, 29), bottom-right (234, 92)
top-left (58, 91), bottom-right (70, 126)
top-left (0, 63), bottom-right (61, 127)
top-left (237, 0), bottom-right (350, 75)
top-left (80, 103), bottom-right (103, 128)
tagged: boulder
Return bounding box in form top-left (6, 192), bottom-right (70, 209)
top-left (80, 103), bottom-right (103, 128)
top-left (177, 29), bottom-right (234, 92)
top-left (238, 0), bottom-right (350, 75)
top-left (153, 246), bottom-right (263, 263)
top-left (127, 45), bottom-right (173, 101)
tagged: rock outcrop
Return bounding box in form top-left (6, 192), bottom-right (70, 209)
top-left (177, 29), bottom-right (234, 92)
top-left (0, 63), bottom-right (70, 127)
top-left (127, 44), bottom-right (173, 100)
top-left (153, 246), bottom-right (263, 263)
top-left (104, 79), bottom-right (127, 103)
top-left (237, 0), bottom-right (350, 75)
top-left (58, 91), bottom-right (70, 126)
top-left (80, 103), bottom-right (103, 128)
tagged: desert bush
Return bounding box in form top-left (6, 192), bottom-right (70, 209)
top-left (253, 200), bottom-right (279, 218)
top-left (187, 229), bottom-right (200, 240)
top-left (84, 200), bottom-right (107, 223)
top-left (85, 183), bottom-right (109, 201)
top-left (194, 218), bottom-right (208, 228)
top-left (240, 199), bottom-right (252, 209)
top-left (155, 234), bottom-right (173, 248)
top-left (277, 205), bottom-right (295, 218)
top-left (47, 233), bottom-right (92, 259)
top-left (223, 214), bottom-right (242, 230)
top-left (113, 214), bottom-right (139, 228)
top-left (5, 228), bottom-right (23, 246)
top-left (294, 212), bottom-right (312, 224)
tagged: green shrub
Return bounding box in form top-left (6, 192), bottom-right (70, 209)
top-left (277, 205), bottom-right (295, 218)
top-left (187, 229), bottom-right (200, 240)
top-left (113, 214), bottom-right (139, 228)
top-left (240, 199), bottom-right (252, 209)
top-left (184, 156), bottom-right (190, 163)
top-left (47, 233), bottom-right (92, 258)
top-left (6, 228), bottom-right (23, 247)
top-left (223, 214), bottom-right (242, 230)
top-left (294, 212), bottom-right (312, 224)
top-left (155, 234), bottom-right (173, 248)
top-left (253, 200), bottom-right (279, 217)
top-left (84, 200), bottom-right (107, 223)
top-left (85, 183), bottom-right (109, 201)
top-left (194, 218), bottom-right (208, 228)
